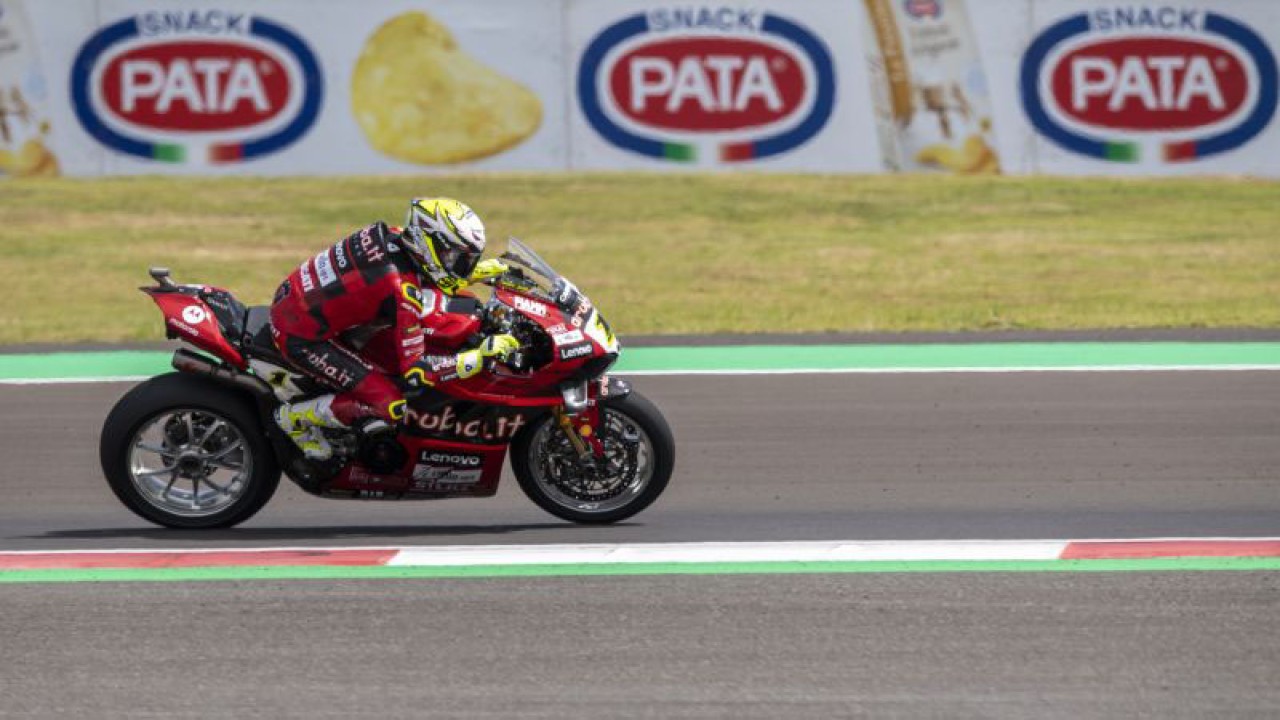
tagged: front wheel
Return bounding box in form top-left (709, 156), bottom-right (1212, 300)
top-left (511, 390), bottom-right (674, 524)
top-left (99, 373), bottom-right (280, 529)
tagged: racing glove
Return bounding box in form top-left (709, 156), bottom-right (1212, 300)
top-left (456, 333), bottom-right (520, 379)
top-left (405, 334), bottom-right (521, 388)
top-left (468, 259), bottom-right (508, 284)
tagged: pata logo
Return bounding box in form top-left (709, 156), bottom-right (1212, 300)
top-left (578, 7), bottom-right (835, 163)
top-left (1021, 7), bottom-right (1277, 163)
top-left (71, 10), bottom-right (323, 164)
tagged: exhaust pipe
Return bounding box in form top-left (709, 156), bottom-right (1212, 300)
top-left (172, 348), bottom-right (273, 399)
top-left (172, 348), bottom-right (329, 494)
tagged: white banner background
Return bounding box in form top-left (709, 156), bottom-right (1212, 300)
top-left (1, 0), bottom-right (1276, 177)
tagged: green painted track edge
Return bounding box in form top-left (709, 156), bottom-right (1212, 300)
top-left (3, 557), bottom-right (1279, 584)
top-left (1, 343), bottom-right (1279, 380)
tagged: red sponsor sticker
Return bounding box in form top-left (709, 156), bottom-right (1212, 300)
top-left (609, 37), bottom-right (805, 132)
top-left (1050, 37), bottom-right (1248, 131)
top-left (100, 40), bottom-right (291, 132)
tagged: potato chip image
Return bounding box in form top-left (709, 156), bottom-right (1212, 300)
top-left (915, 133), bottom-right (999, 175)
top-left (0, 138), bottom-right (60, 178)
top-left (352, 12), bottom-right (542, 164)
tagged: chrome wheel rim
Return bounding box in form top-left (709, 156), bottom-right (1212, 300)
top-left (128, 409), bottom-right (253, 518)
top-left (527, 409), bottom-right (654, 515)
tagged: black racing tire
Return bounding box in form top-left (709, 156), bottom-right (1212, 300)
top-left (99, 372), bottom-right (280, 529)
top-left (511, 390), bottom-right (674, 524)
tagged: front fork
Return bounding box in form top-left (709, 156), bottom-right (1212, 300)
top-left (555, 379), bottom-right (610, 462)
top-left (554, 405), bottom-right (605, 462)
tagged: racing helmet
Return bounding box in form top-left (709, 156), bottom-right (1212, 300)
top-left (402, 197), bottom-right (487, 294)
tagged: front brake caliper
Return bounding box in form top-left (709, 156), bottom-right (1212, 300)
top-left (554, 406), bottom-right (605, 464)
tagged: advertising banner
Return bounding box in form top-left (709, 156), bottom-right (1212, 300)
top-left (24, 0), bottom-right (565, 175)
top-left (3, 0), bottom-right (1279, 177)
top-left (567, 1), bottom-right (880, 171)
top-left (860, 0), bottom-right (1004, 174)
top-left (999, 1), bottom-right (1280, 176)
top-left (0, 0), bottom-right (60, 177)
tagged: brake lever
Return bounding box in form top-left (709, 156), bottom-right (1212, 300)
top-left (484, 350), bottom-right (526, 376)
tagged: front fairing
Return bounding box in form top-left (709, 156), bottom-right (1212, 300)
top-left (495, 238), bottom-right (619, 356)
top-left (427, 239), bottom-right (618, 405)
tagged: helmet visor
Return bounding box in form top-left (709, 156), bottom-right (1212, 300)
top-left (436, 242), bottom-right (480, 280)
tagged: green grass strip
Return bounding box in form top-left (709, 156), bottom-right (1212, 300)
top-left (1, 343), bottom-right (1278, 381)
top-left (2, 557), bottom-right (1279, 584)
top-left (5, 175), bottom-right (1277, 342)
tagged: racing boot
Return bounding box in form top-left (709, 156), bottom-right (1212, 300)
top-left (273, 395), bottom-right (344, 461)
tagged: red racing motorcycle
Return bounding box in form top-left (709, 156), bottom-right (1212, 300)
top-left (99, 239), bottom-right (674, 529)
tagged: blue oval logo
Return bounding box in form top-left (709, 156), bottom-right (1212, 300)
top-left (1020, 7), bottom-right (1277, 163)
top-left (71, 10), bottom-right (323, 164)
top-left (577, 8), bottom-right (836, 163)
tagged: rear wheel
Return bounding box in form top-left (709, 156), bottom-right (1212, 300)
top-left (511, 391), bottom-right (674, 524)
top-left (100, 373), bottom-right (280, 529)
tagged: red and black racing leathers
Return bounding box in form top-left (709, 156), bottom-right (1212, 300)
top-left (269, 222), bottom-right (477, 426)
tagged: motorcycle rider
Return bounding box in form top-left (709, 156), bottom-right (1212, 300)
top-left (269, 197), bottom-right (517, 460)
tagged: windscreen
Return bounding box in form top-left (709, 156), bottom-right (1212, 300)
top-left (497, 238), bottom-right (578, 306)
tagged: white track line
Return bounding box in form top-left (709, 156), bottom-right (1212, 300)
top-left (386, 540), bottom-right (1067, 566)
top-left (0, 376), bottom-right (152, 385)
top-left (3, 537), bottom-right (1269, 556)
top-left (5, 538), bottom-right (1278, 568)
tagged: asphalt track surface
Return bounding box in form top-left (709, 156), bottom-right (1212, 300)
top-left (2, 371), bottom-right (1278, 717)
